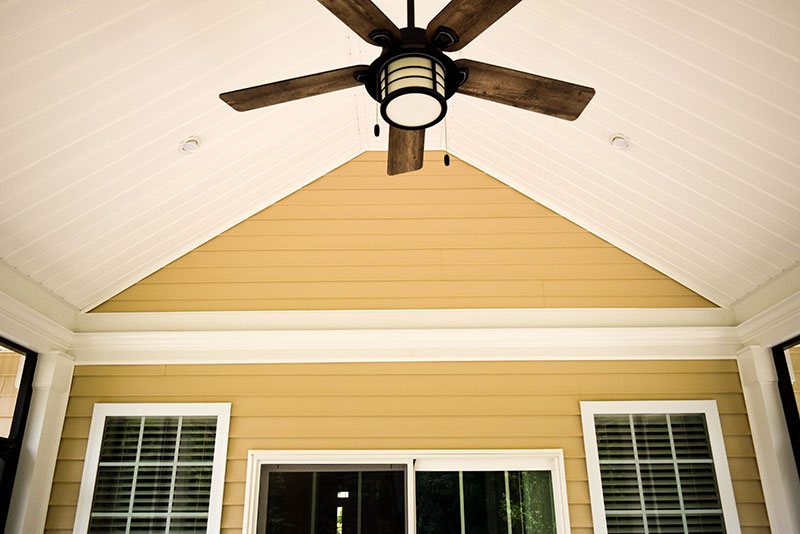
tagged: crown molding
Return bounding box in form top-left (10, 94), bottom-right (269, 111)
top-left (737, 289), bottom-right (800, 347)
top-left (0, 261), bottom-right (76, 329)
top-left (0, 291), bottom-right (73, 353)
top-left (733, 261), bottom-right (800, 324)
top-left (74, 307), bottom-right (735, 333)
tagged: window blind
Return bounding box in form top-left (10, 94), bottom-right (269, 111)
top-left (594, 413), bottom-right (726, 534)
top-left (87, 415), bottom-right (218, 534)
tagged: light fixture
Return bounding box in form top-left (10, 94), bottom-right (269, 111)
top-left (610, 134), bottom-right (631, 150)
top-left (363, 28), bottom-right (463, 130)
top-left (180, 136), bottom-right (200, 153)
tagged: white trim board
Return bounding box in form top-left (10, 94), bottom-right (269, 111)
top-left (580, 400), bottom-right (740, 534)
top-left (67, 325), bottom-right (743, 365)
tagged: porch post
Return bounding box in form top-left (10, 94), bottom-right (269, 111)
top-left (6, 351), bottom-right (74, 533)
top-left (737, 345), bottom-right (800, 532)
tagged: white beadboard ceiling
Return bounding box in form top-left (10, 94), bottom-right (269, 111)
top-left (0, 0), bottom-right (798, 312)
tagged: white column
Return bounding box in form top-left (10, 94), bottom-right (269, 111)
top-left (6, 351), bottom-right (74, 534)
top-left (737, 345), bottom-right (800, 532)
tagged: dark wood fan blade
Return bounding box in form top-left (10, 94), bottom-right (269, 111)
top-left (455, 59), bottom-right (595, 120)
top-left (387, 126), bottom-right (425, 176)
top-left (427, 0), bottom-right (521, 50)
top-left (317, 0), bottom-right (401, 45)
top-left (220, 65), bottom-right (368, 112)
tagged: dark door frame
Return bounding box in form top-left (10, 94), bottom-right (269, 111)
top-left (771, 333), bottom-right (800, 483)
top-left (0, 336), bottom-right (37, 531)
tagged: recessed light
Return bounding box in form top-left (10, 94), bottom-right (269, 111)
top-left (610, 134), bottom-right (631, 150)
top-left (180, 136), bottom-right (200, 153)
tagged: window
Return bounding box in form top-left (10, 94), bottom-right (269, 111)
top-left (74, 403), bottom-right (230, 534)
top-left (581, 401), bottom-right (740, 534)
top-left (242, 451), bottom-right (570, 534)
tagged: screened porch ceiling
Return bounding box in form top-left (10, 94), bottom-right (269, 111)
top-left (0, 0), bottom-right (798, 314)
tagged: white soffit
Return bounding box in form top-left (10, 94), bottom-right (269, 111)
top-left (0, 0), bottom-right (799, 311)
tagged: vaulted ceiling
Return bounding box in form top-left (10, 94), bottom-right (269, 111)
top-left (1, 0), bottom-right (798, 313)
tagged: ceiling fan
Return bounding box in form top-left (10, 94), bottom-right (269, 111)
top-left (220, 0), bottom-right (595, 175)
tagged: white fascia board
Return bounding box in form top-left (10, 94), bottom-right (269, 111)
top-left (68, 325), bottom-right (742, 365)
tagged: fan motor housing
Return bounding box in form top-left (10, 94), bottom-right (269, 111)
top-left (363, 28), bottom-right (462, 130)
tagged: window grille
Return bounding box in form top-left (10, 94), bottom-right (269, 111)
top-left (594, 413), bottom-right (726, 534)
top-left (87, 415), bottom-right (218, 534)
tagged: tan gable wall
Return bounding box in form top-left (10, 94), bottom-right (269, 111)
top-left (93, 152), bottom-right (713, 312)
top-left (46, 360), bottom-right (767, 533)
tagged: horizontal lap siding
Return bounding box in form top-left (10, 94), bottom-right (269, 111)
top-left (791, 347), bottom-right (800, 415)
top-left (45, 360), bottom-right (768, 533)
top-left (0, 350), bottom-right (21, 437)
top-left (93, 153), bottom-right (713, 312)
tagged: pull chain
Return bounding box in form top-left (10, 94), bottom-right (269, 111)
top-left (443, 115), bottom-right (451, 166)
top-left (373, 101), bottom-right (380, 137)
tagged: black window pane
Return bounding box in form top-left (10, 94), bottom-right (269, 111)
top-left (264, 468), bottom-right (405, 534)
top-left (88, 516), bottom-right (129, 534)
top-left (170, 516), bottom-right (211, 533)
top-left (173, 465), bottom-right (213, 512)
top-left (639, 464), bottom-right (679, 510)
top-left (314, 472), bottom-right (359, 534)
top-left (416, 472), bottom-right (460, 534)
top-left (514, 471), bottom-right (556, 534)
top-left (129, 516), bottom-right (168, 533)
top-left (132, 465), bottom-right (173, 512)
top-left (606, 514), bottom-right (644, 534)
top-left (178, 417), bottom-right (217, 462)
top-left (646, 513), bottom-right (684, 533)
top-left (685, 513), bottom-right (726, 533)
top-left (595, 415), bottom-right (634, 460)
top-left (463, 471), bottom-right (506, 534)
top-left (671, 414), bottom-right (712, 459)
top-left (266, 472), bottom-right (313, 534)
top-left (360, 471), bottom-right (406, 534)
top-left (90, 466), bottom-right (134, 513)
top-left (140, 417), bottom-right (178, 463)
top-left (633, 415), bottom-right (672, 460)
top-left (416, 471), bottom-right (555, 534)
top-left (600, 464), bottom-right (641, 510)
top-left (679, 464), bottom-right (721, 509)
top-left (99, 417), bottom-right (141, 462)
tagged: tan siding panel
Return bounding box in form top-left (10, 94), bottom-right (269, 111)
top-left (139, 263), bottom-right (665, 284)
top-left (94, 153), bottom-right (713, 312)
top-left (0, 350), bottom-right (21, 438)
top-left (222, 217), bottom-right (585, 236)
top-left (255, 202), bottom-right (558, 219)
top-left (791, 347), bottom-right (800, 412)
top-left (198, 233), bottom-right (610, 251)
top-left (46, 360), bottom-right (768, 533)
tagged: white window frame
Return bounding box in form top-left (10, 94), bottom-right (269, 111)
top-left (242, 449), bottom-right (570, 534)
top-left (73, 403), bottom-right (231, 534)
top-left (580, 400), bottom-right (741, 534)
